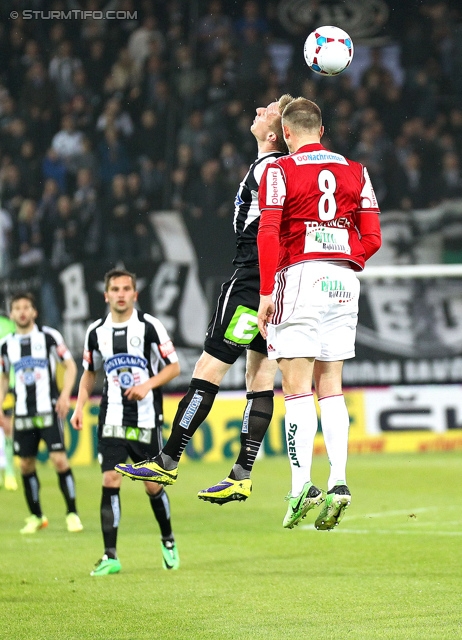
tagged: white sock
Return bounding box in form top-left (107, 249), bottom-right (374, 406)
top-left (284, 393), bottom-right (318, 496)
top-left (319, 395), bottom-right (349, 490)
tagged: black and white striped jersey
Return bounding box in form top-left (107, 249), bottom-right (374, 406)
top-left (233, 151), bottom-right (286, 268)
top-left (0, 325), bottom-right (72, 417)
top-left (83, 309), bottom-right (178, 430)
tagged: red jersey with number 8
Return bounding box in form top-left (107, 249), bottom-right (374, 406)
top-left (258, 143), bottom-right (381, 294)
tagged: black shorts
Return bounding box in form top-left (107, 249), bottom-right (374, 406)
top-left (97, 424), bottom-right (163, 473)
top-left (204, 266), bottom-right (267, 365)
top-left (13, 413), bottom-right (65, 458)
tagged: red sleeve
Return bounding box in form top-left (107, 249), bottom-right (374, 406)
top-left (258, 163), bottom-right (286, 295)
top-left (258, 208), bottom-right (282, 295)
top-left (356, 212), bottom-right (382, 261)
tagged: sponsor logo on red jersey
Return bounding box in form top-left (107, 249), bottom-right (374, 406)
top-left (292, 150), bottom-right (348, 165)
top-left (266, 168), bottom-right (285, 207)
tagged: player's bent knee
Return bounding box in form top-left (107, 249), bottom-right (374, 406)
top-left (145, 481), bottom-right (164, 495)
top-left (103, 469), bottom-right (122, 488)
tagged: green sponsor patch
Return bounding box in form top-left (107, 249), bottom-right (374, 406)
top-left (125, 427), bottom-right (140, 441)
top-left (31, 414), bottom-right (53, 428)
top-left (224, 305), bottom-right (259, 345)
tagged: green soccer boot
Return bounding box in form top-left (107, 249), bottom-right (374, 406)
top-left (315, 483), bottom-right (351, 531)
top-left (283, 482), bottom-right (324, 529)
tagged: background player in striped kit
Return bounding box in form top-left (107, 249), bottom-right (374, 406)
top-left (257, 97), bottom-right (382, 530)
top-left (71, 268), bottom-right (181, 575)
top-left (115, 96), bottom-right (292, 503)
top-left (0, 292), bottom-right (82, 534)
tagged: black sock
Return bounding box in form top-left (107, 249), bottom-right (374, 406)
top-left (162, 378), bottom-right (219, 463)
top-left (57, 469), bottom-right (77, 514)
top-left (230, 390), bottom-right (274, 480)
top-left (22, 471), bottom-right (42, 517)
top-left (101, 487), bottom-right (120, 558)
top-left (149, 488), bottom-right (173, 540)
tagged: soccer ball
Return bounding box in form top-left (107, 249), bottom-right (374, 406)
top-left (303, 25), bottom-right (354, 76)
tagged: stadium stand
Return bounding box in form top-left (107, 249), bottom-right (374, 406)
top-left (0, 0), bottom-right (461, 289)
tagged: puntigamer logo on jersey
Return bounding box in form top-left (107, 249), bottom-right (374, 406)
top-left (104, 354), bottom-right (148, 374)
top-left (14, 356), bottom-right (48, 386)
top-left (14, 357), bottom-right (48, 372)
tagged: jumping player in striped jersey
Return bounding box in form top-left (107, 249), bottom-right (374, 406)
top-left (257, 97), bottom-right (382, 530)
top-left (0, 292), bottom-right (82, 534)
top-left (115, 96), bottom-right (292, 503)
top-left (71, 268), bottom-right (181, 575)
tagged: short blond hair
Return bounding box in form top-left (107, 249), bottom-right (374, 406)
top-left (282, 97), bottom-right (322, 134)
top-left (267, 94), bottom-right (294, 153)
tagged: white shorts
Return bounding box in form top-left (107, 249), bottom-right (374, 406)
top-left (267, 261), bottom-right (360, 361)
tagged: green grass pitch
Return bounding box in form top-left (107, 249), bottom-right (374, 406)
top-left (1, 452), bottom-right (461, 640)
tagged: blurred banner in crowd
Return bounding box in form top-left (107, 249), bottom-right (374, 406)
top-left (345, 274), bottom-right (462, 385)
top-left (0, 207), bottom-right (461, 388)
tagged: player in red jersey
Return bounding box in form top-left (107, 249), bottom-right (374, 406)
top-left (257, 97), bottom-right (381, 530)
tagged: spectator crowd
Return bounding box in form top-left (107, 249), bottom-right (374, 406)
top-left (0, 0), bottom-right (461, 282)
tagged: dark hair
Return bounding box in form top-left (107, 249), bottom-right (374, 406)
top-left (104, 268), bottom-right (137, 291)
top-left (10, 292), bottom-right (38, 310)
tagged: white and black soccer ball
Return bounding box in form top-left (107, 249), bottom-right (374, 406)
top-left (303, 25), bottom-right (354, 76)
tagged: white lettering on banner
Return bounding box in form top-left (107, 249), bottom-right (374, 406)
top-left (343, 358), bottom-right (462, 385)
top-left (343, 360), bottom-right (402, 384)
top-left (150, 263), bottom-right (181, 335)
top-left (59, 263), bottom-right (90, 320)
top-left (292, 151), bottom-right (348, 166)
top-left (62, 320), bottom-right (88, 357)
top-left (364, 385), bottom-right (462, 435)
top-left (149, 210), bottom-right (209, 347)
top-left (404, 358), bottom-right (462, 383)
top-left (358, 282), bottom-right (462, 357)
top-left (266, 168), bottom-right (285, 207)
